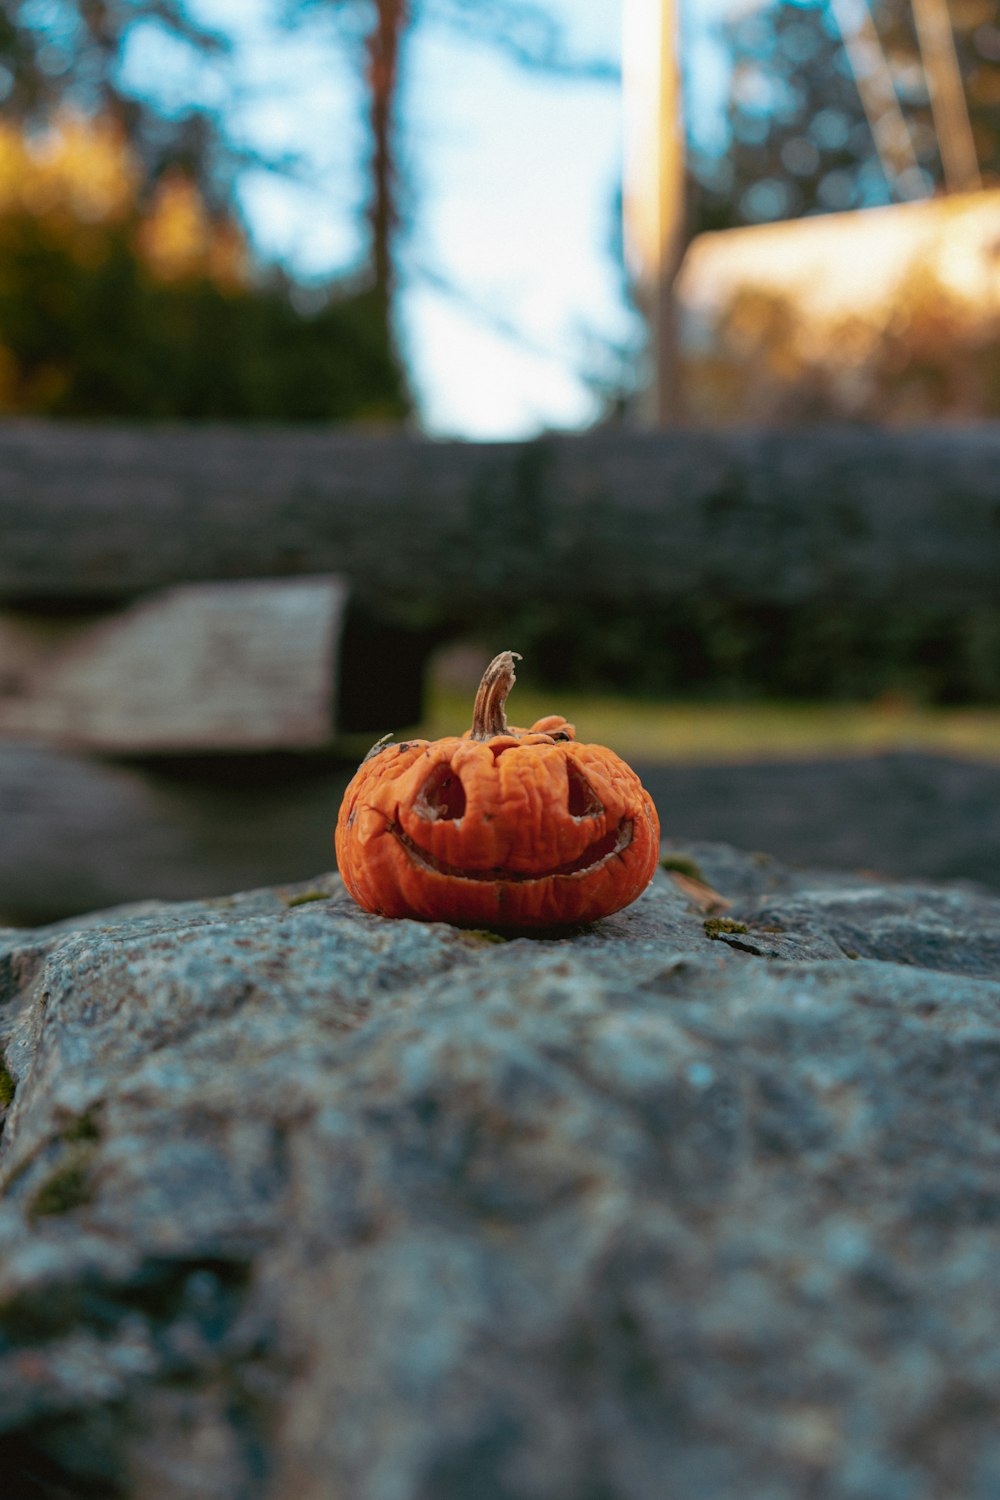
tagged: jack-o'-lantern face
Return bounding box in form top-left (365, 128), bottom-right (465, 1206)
top-left (335, 652), bottom-right (660, 929)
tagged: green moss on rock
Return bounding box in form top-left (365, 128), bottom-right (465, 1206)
top-left (286, 890), bottom-right (331, 908)
top-left (61, 1109), bottom-right (101, 1144)
top-left (660, 854), bottom-right (706, 882)
top-left (704, 917), bottom-right (750, 940)
top-left (29, 1147), bottom-right (97, 1220)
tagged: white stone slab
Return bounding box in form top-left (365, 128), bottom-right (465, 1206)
top-left (0, 576), bottom-right (347, 752)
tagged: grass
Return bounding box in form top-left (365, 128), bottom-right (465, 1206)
top-left (405, 685), bottom-right (1000, 766)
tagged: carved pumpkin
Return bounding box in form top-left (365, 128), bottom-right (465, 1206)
top-left (335, 651), bottom-right (660, 929)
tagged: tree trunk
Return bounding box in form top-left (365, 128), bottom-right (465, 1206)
top-left (365, 0), bottom-right (408, 339)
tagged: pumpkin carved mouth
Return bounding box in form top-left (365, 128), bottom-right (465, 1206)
top-left (387, 816), bottom-right (635, 883)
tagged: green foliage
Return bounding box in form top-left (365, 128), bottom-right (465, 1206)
top-left (0, 208), bottom-right (410, 420)
top-left (0, 0), bottom-right (230, 196)
top-left (692, 0), bottom-right (877, 232)
top-left (0, 18), bottom-right (410, 423)
top-left (491, 595), bottom-right (1000, 704)
top-left (692, 0), bottom-right (1000, 234)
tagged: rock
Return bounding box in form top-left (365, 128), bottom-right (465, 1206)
top-left (0, 576), bottom-right (349, 753)
top-left (1, 846), bottom-right (999, 1499)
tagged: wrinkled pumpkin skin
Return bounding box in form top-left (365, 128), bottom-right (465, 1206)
top-left (335, 713), bottom-right (660, 930)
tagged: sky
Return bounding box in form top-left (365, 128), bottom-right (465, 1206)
top-left (124, 0), bottom-right (737, 439)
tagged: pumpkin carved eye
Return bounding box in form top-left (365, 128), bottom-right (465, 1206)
top-left (415, 763), bottom-right (466, 821)
top-left (566, 761), bottom-right (603, 818)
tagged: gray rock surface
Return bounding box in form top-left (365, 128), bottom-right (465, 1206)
top-left (1, 845), bottom-right (999, 1499)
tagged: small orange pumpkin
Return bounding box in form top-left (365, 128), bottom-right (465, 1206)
top-left (335, 651), bottom-right (660, 929)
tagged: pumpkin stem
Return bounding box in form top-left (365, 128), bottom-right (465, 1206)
top-left (470, 650), bottom-right (522, 740)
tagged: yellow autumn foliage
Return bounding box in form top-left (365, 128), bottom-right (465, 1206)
top-left (0, 110), bottom-right (246, 288)
top-left (0, 113), bottom-right (136, 225)
top-left (136, 170), bottom-right (247, 289)
top-left (0, 108), bottom-right (409, 422)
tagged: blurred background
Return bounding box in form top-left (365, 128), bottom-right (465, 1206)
top-left (0, 0), bottom-right (999, 922)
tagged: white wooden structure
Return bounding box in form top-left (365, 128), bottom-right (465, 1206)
top-left (623, 0), bottom-right (983, 424)
top-left (674, 187), bottom-right (1000, 422)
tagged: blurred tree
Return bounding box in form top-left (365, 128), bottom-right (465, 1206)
top-left (873, 0), bottom-right (1000, 184)
top-left (0, 113), bottom-right (409, 419)
top-left (0, 0), bottom-right (231, 199)
top-left (287, 0), bottom-right (616, 356)
top-left (0, 1), bottom-right (412, 418)
top-left (690, 0), bottom-right (1000, 234)
top-left (0, 0), bottom-right (612, 420)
